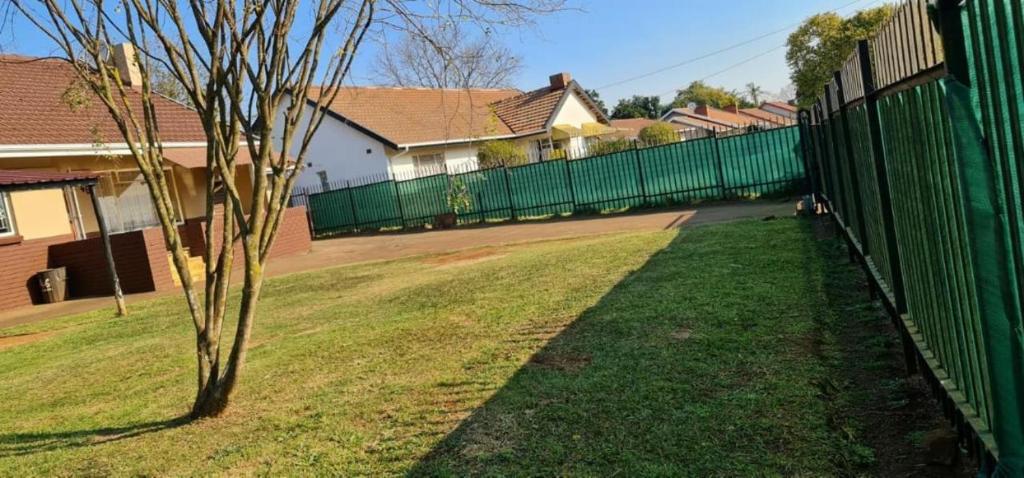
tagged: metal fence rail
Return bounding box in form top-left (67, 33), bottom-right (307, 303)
top-left (801, 0), bottom-right (1024, 472)
top-left (300, 125), bottom-right (807, 236)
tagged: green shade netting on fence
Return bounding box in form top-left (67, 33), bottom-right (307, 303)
top-left (305, 125), bottom-right (807, 235)
top-left (959, 0), bottom-right (1024, 471)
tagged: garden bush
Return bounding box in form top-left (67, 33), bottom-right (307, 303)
top-left (478, 140), bottom-right (528, 168)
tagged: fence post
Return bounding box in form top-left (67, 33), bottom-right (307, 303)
top-left (345, 180), bottom-right (358, 230)
top-left (796, 110), bottom-right (819, 201)
top-left (833, 71), bottom-right (869, 255)
top-left (857, 39), bottom-right (907, 315)
top-left (632, 140), bottom-right (648, 204)
top-left (563, 158), bottom-right (578, 213)
top-left (822, 84), bottom-right (849, 230)
top-left (710, 129), bottom-right (727, 197)
top-left (392, 178), bottom-right (406, 230)
top-left (502, 165), bottom-right (517, 220)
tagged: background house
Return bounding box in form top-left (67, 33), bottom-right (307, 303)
top-left (0, 49), bottom-right (311, 309)
top-left (608, 118), bottom-right (693, 142)
top-left (660, 102), bottom-right (797, 138)
top-left (759, 101), bottom-right (799, 121)
top-left (276, 73), bottom-right (612, 190)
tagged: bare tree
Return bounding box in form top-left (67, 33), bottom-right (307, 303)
top-left (375, 22), bottom-right (522, 89)
top-left (7, 0), bottom-right (564, 418)
top-left (744, 82), bottom-right (765, 105)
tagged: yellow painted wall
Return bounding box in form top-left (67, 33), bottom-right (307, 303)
top-left (6, 189), bottom-right (72, 240)
top-left (0, 155), bottom-right (255, 236)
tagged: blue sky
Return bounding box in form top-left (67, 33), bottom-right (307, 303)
top-left (1, 0), bottom-right (880, 105)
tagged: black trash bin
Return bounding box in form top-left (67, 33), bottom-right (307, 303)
top-left (37, 267), bottom-right (67, 304)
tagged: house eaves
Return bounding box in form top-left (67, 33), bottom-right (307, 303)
top-left (0, 142), bottom-right (210, 159)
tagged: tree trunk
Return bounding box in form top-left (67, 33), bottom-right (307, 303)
top-left (189, 263), bottom-right (264, 419)
top-left (191, 334), bottom-right (223, 418)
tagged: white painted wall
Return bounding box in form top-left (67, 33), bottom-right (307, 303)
top-left (272, 95), bottom-right (392, 190)
top-left (389, 144), bottom-right (481, 178)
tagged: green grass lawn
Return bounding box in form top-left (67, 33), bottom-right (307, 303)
top-left (0, 218), bottom-right (883, 476)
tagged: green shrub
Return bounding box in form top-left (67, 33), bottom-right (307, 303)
top-left (477, 140), bottom-right (527, 168)
top-left (638, 122), bottom-right (679, 146)
top-left (446, 177), bottom-right (471, 214)
top-left (589, 138), bottom-right (634, 156)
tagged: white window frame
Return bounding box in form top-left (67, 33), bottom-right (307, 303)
top-left (412, 153), bottom-right (445, 175)
top-left (0, 192), bottom-right (15, 238)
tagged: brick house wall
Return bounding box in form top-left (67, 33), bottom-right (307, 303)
top-left (181, 206), bottom-right (311, 260)
top-left (0, 207), bottom-right (309, 310)
top-left (48, 228), bottom-right (176, 298)
top-left (0, 234), bottom-right (75, 309)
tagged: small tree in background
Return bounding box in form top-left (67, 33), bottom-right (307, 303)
top-left (478, 140), bottom-right (528, 168)
top-left (590, 138), bottom-right (633, 156)
top-left (585, 89), bottom-right (608, 117)
top-left (611, 95), bottom-right (667, 119)
top-left (671, 81), bottom-right (752, 109)
top-left (786, 6), bottom-right (894, 107)
top-left (638, 123), bottom-right (678, 147)
top-left (744, 82), bottom-right (765, 105)
top-left (375, 22), bottom-right (522, 89)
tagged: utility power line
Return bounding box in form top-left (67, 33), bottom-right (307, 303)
top-left (593, 0), bottom-right (868, 92)
top-left (652, 0), bottom-right (885, 101)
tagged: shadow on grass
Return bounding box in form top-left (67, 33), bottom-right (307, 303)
top-left (406, 218), bottom-right (847, 476)
top-left (0, 415), bottom-right (190, 458)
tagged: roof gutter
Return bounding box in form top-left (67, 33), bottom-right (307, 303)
top-left (0, 141), bottom-right (257, 159)
top-left (395, 133), bottom-right (526, 149)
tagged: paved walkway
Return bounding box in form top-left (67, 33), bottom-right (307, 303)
top-left (0, 200), bottom-right (795, 329)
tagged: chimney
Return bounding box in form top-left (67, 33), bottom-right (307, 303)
top-left (724, 105), bottom-right (739, 114)
top-left (110, 43), bottom-right (143, 88)
top-left (695, 105), bottom-right (710, 116)
top-left (549, 72), bottom-right (571, 90)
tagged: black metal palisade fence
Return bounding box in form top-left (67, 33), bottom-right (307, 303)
top-left (801, 0), bottom-right (1024, 473)
top-left (295, 126), bottom-right (808, 236)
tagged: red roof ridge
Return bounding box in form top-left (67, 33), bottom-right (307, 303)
top-left (326, 85), bottom-right (522, 93)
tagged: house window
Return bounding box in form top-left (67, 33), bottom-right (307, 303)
top-left (0, 193), bottom-right (15, 237)
top-left (91, 169), bottom-right (184, 235)
top-left (413, 153), bottom-right (445, 176)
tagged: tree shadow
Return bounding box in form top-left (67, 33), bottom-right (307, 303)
top-left (0, 415), bottom-right (190, 458)
top-left (406, 218), bottom-right (845, 476)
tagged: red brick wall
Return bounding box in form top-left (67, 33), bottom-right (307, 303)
top-left (187, 206), bottom-right (311, 261)
top-left (268, 207), bottom-right (312, 259)
top-left (48, 228), bottom-right (176, 298)
top-left (0, 208), bottom-right (308, 311)
top-left (179, 220), bottom-right (206, 258)
top-left (0, 235), bottom-right (74, 309)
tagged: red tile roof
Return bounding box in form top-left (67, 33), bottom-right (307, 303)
top-left (0, 55), bottom-right (207, 146)
top-left (762, 101), bottom-right (798, 113)
top-left (489, 86), bottom-right (566, 134)
top-left (0, 169), bottom-right (99, 189)
top-left (307, 80), bottom-right (607, 147)
top-left (308, 86), bottom-right (521, 147)
top-left (491, 82), bottom-right (607, 136)
top-left (738, 108), bottom-right (794, 125)
top-left (610, 118), bottom-right (689, 135)
top-left (664, 107), bottom-right (742, 130)
top-left (693, 105), bottom-right (758, 127)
